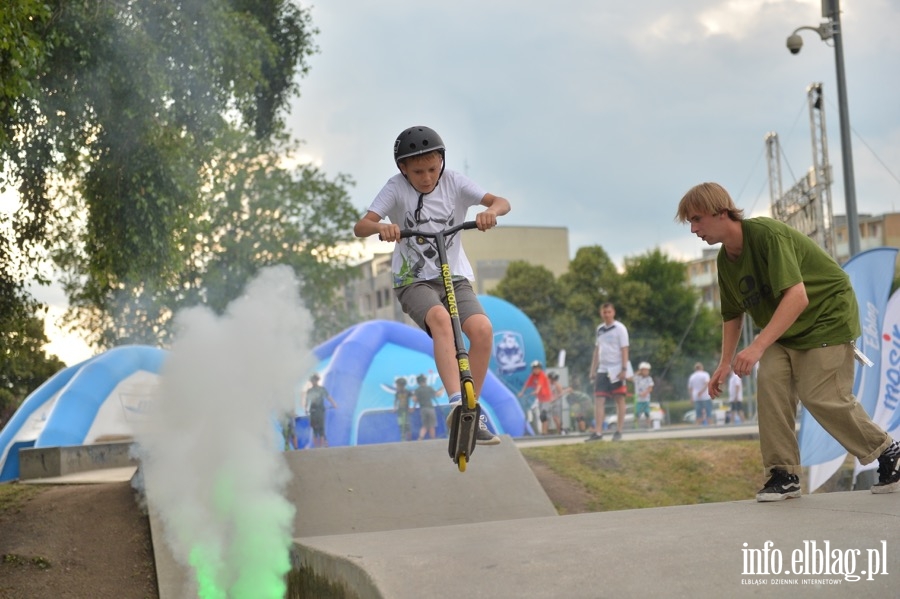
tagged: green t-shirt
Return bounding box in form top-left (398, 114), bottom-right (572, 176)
top-left (414, 385), bottom-right (437, 410)
top-left (717, 217), bottom-right (859, 349)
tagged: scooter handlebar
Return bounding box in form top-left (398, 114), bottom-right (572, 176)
top-left (399, 220), bottom-right (478, 239)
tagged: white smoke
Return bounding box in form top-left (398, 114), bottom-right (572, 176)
top-left (134, 266), bottom-right (312, 598)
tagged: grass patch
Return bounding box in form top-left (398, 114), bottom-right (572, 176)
top-left (0, 483), bottom-right (42, 517)
top-left (2, 554), bottom-right (51, 569)
top-left (521, 439), bottom-right (764, 512)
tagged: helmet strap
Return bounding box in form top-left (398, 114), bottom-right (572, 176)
top-left (410, 153), bottom-right (445, 223)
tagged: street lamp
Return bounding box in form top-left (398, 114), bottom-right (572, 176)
top-left (786, 0), bottom-right (860, 258)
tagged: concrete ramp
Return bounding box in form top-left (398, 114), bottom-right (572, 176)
top-left (284, 436), bottom-right (557, 537)
top-left (149, 437), bottom-right (555, 597)
top-left (293, 490), bottom-right (900, 599)
top-left (149, 436), bottom-right (899, 598)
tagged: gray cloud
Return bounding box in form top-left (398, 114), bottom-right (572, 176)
top-left (288, 0), bottom-right (900, 265)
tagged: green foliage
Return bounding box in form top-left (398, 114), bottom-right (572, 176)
top-left (53, 134), bottom-right (361, 348)
top-left (1, 0), bottom-right (363, 352)
top-left (620, 248), bottom-right (721, 393)
top-left (0, 298), bottom-right (65, 424)
top-left (1, 0), bottom-right (327, 350)
top-left (492, 245), bottom-right (721, 400)
top-left (553, 246), bottom-right (621, 385)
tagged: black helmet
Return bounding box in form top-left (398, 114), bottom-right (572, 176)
top-left (393, 126), bottom-right (446, 166)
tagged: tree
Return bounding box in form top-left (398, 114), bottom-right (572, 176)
top-left (620, 248), bottom-right (721, 401)
top-left (491, 261), bottom-right (560, 330)
top-left (491, 244), bottom-right (722, 401)
top-left (553, 246), bottom-right (621, 383)
top-left (4, 0), bottom-right (317, 280)
top-left (54, 133), bottom-right (361, 348)
top-left (1, 1), bottom-right (361, 350)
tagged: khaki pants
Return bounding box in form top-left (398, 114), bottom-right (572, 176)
top-left (757, 342), bottom-right (890, 476)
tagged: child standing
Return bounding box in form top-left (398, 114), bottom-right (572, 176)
top-left (304, 374), bottom-right (337, 448)
top-left (413, 373), bottom-right (443, 440)
top-left (354, 126), bottom-right (510, 445)
top-left (633, 362), bottom-right (654, 429)
top-left (394, 377), bottom-right (413, 441)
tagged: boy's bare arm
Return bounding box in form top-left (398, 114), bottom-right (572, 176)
top-left (476, 194), bottom-right (511, 231)
top-left (354, 210), bottom-right (400, 240)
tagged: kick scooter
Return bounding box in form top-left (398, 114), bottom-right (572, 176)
top-left (395, 220), bottom-right (481, 472)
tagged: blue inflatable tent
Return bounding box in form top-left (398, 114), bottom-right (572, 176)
top-left (0, 345), bottom-right (165, 482)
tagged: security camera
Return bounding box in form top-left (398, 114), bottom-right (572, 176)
top-left (786, 33), bottom-right (803, 55)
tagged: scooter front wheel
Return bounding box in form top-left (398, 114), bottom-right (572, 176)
top-left (463, 380), bottom-right (477, 410)
top-left (457, 454), bottom-right (467, 472)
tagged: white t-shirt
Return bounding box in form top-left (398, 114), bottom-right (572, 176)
top-left (634, 373), bottom-right (654, 401)
top-left (687, 369), bottom-right (711, 401)
top-left (728, 372), bottom-right (742, 402)
top-left (595, 320), bottom-right (629, 376)
top-left (367, 170), bottom-right (486, 287)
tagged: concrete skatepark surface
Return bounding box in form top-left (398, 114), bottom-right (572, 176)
top-left (137, 434), bottom-right (900, 598)
top-left (295, 492), bottom-right (899, 598)
top-left (17, 427), bottom-right (899, 598)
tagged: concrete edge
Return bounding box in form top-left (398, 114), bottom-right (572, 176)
top-left (291, 543), bottom-right (381, 599)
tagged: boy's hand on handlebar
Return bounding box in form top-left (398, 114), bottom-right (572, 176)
top-left (475, 210), bottom-right (498, 231)
top-left (377, 223), bottom-right (402, 242)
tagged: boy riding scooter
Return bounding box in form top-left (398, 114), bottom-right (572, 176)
top-left (353, 126), bottom-right (511, 448)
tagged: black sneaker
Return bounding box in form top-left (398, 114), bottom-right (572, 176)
top-left (756, 469), bottom-right (801, 502)
top-left (871, 453), bottom-right (900, 494)
top-left (584, 432), bottom-right (603, 442)
top-left (476, 414), bottom-right (501, 446)
top-left (612, 431), bottom-right (622, 441)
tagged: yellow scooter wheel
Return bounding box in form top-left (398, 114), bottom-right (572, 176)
top-left (463, 380), bottom-right (477, 410)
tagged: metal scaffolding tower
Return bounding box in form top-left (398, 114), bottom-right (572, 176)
top-left (767, 83), bottom-right (836, 259)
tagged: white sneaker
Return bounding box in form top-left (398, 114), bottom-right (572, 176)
top-left (445, 401), bottom-right (462, 428)
top-left (476, 414), bottom-right (501, 446)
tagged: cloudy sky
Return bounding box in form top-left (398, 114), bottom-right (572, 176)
top-left (287, 0), bottom-right (900, 265)
top-left (23, 0), bottom-right (900, 364)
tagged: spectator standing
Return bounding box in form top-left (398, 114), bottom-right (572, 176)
top-left (687, 362), bottom-right (712, 426)
top-left (304, 374), bottom-right (337, 448)
top-left (518, 361), bottom-right (553, 435)
top-left (633, 362), bottom-right (654, 429)
top-left (547, 371), bottom-right (571, 434)
top-left (281, 409), bottom-right (297, 450)
top-left (728, 372), bottom-right (745, 425)
top-left (394, 377), bottom-right (413, 441)
top-left (414, 374), bottom-right (444, 440)
top-left (586, 302), bottom-right (630, 442)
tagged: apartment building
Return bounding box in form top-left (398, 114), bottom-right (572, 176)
top-left (345, 226), bottom-right (570, 323)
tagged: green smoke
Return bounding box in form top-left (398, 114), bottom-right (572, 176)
top-left (136, 267), bottom-right (310, 599)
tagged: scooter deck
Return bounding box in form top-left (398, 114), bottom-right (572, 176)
top-left (447, 403), bottom-right (480, 465)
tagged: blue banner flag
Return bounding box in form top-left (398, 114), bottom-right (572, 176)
top-left (800, 247), bottom-right (899, 474)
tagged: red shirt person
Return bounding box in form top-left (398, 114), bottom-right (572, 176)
top-left (518, 361), bottom-right (553, 435)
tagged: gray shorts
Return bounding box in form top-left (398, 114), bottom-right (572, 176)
top-left (419, 407), bottom-right (437, 429)
top-left (394, 279), bottom-right (485, 335)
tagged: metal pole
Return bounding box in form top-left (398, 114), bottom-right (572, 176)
top-left (828, 0), bottom-right (860, 257)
